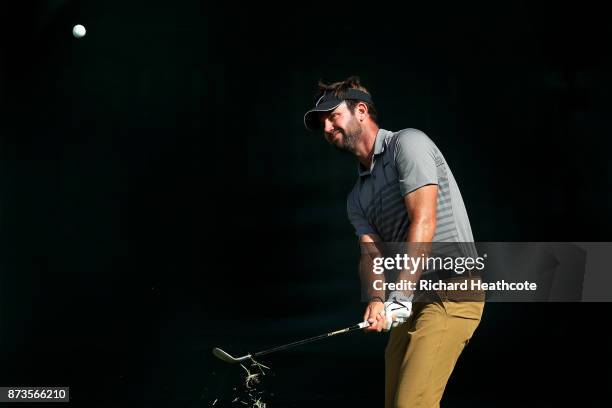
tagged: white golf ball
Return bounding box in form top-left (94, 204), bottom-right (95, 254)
top-left (72, 24), bottom-right (86, 38)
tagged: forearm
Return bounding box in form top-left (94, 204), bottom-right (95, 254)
top-left (359, 250), bottom-right (386, 301)
top-left (407, 217), bottom-right (436, 243)
top-left (360, 245), bottom-right (389, 333)
top-left (396, 219), bottom-right (436, 295)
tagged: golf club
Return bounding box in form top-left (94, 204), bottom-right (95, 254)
top-left (212, 320), bottom-right (370, 364)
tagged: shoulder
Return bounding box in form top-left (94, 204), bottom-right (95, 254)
top-left (391, 128), bottom-right (438, 159)
top-left (393, 128), bottom-right (434, 148)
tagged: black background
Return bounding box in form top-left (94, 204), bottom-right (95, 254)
top-left (1, 1), bottom-right (611, 406)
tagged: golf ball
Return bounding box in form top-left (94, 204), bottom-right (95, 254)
top-left (72, 24), bottom-right (86, 38)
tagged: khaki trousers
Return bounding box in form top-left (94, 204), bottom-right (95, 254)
top-left (385, 300), bottom-right (484, 408)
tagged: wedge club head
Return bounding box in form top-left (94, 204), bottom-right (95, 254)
top-left (212, 347), bottom-right (252, 364)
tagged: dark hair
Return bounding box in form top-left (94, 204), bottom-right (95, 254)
top-left (315, 76), bottom-right (378, 124)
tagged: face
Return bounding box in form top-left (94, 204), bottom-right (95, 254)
top-left (319, 102), bottom-right (363, 154)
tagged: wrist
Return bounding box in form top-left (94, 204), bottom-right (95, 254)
top-left (388, 290), bottom-right (413, 303)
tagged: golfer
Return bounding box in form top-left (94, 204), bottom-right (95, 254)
top-left (303, 76), bottom-right (485, 408)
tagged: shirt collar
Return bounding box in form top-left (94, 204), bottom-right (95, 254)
top-left (357, 128), bottom-right (390, 176)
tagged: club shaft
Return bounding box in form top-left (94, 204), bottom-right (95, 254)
top-left (252, 323), bottom-right (364, 358)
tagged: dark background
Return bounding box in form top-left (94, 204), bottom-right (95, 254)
top-left (1, 1), bottom-right (611, 406)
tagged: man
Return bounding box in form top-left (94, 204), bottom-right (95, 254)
top-left (303, 76), bottom-right (485, 408)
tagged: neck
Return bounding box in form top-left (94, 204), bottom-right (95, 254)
top-left (355, 123), bottom-right (380, 169)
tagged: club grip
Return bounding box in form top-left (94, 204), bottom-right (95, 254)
top-left (357, 321), bottom-right (370, 329)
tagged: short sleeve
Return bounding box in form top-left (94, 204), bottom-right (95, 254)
top-left (394, 129), bottom-right (440, 196)
top-left (347, 190), bottom-right (376, 237)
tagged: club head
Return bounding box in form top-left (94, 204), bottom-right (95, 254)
top-left (212, 347), bottom-right (251, 364)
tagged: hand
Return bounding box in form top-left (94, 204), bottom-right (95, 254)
top-left (383, 299), bottom-right (412, 331)
top-left (363, 300), bottom-right (386, 333)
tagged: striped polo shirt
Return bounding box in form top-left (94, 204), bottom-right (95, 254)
top-left (347, 128), bottom-right (475, 252)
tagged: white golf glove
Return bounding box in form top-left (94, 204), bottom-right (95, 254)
top-left (383, 291), bottom-right (413, 331)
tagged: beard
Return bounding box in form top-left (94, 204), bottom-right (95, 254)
top-left (332, 117), bottom-right (362, 154)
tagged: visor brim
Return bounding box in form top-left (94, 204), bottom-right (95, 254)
top-left (303, 100), bottom-right (342, 131)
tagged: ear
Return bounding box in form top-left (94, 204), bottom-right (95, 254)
top-left (356, 101), bottom-right (369, 120)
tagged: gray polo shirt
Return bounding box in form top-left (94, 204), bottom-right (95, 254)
top-left (347, 128), bottom-right (475, 247)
